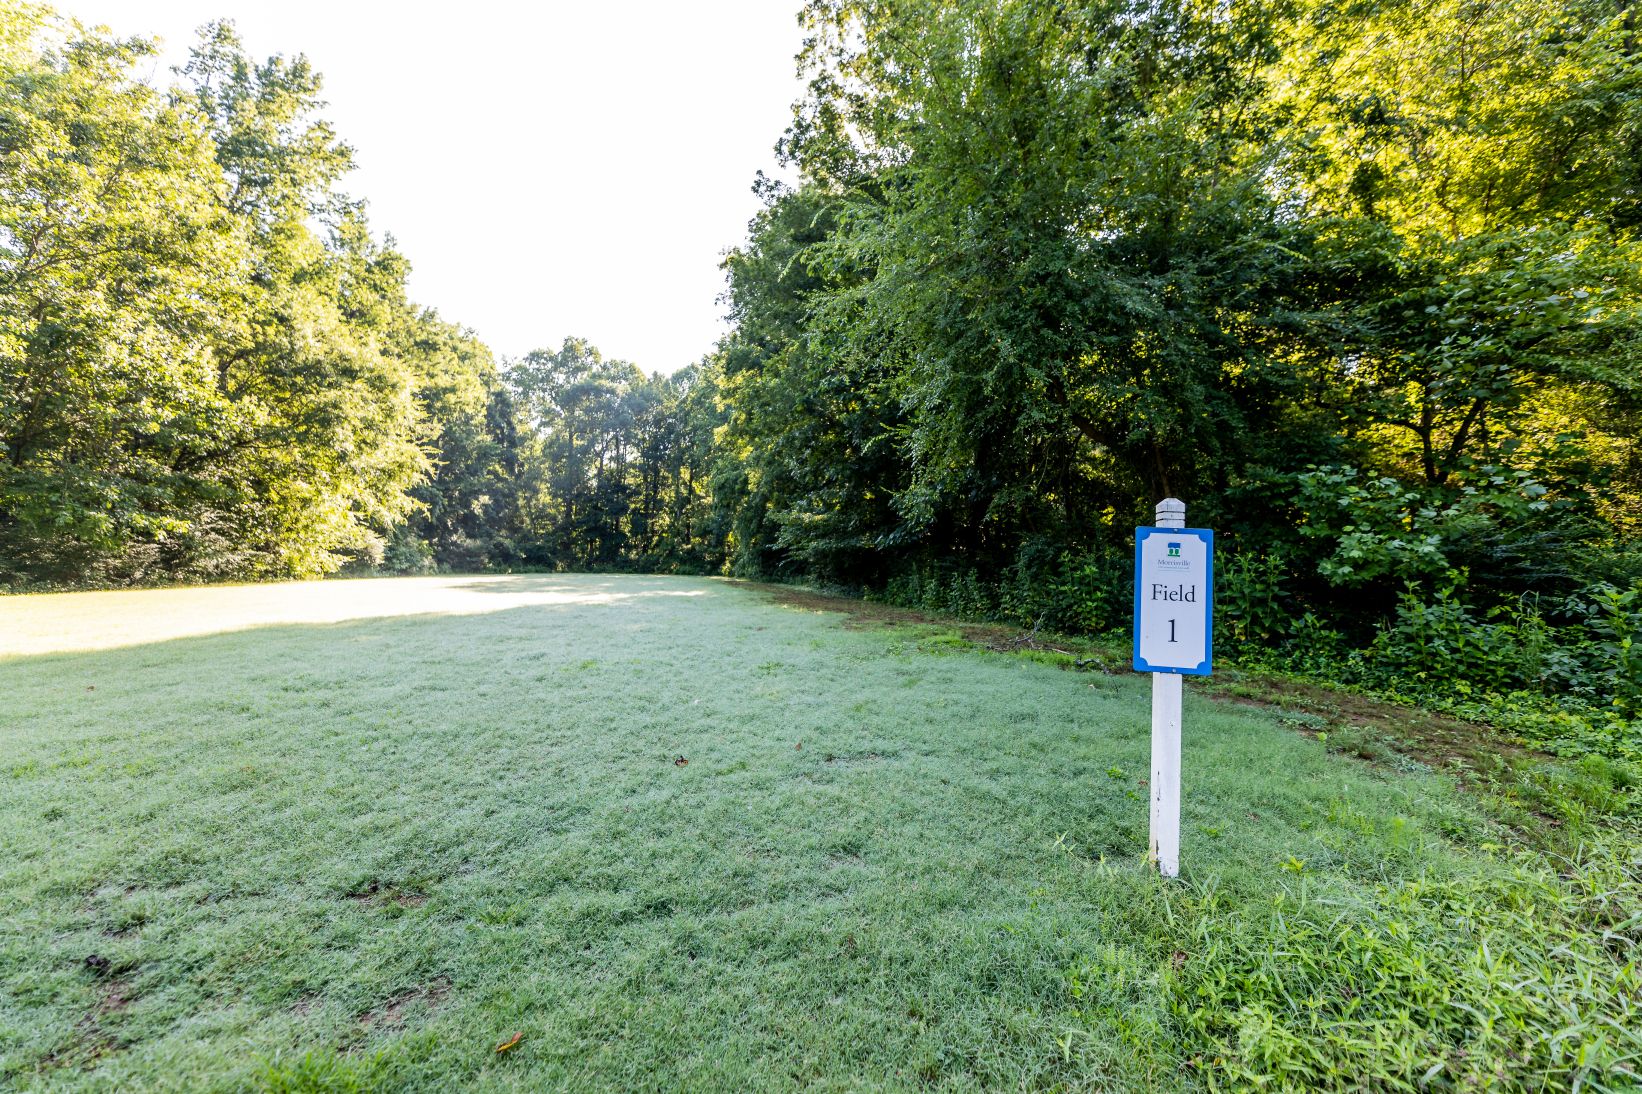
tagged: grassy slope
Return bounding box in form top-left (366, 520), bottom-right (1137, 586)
top-left (0, 576), bottom-right (1629, 1091)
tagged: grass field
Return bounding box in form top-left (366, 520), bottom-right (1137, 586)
top-left (2, 575), bottom-right (1636, 1091)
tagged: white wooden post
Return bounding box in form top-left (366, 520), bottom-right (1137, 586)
top-left (1149, 497), bottom-right (1186, 879)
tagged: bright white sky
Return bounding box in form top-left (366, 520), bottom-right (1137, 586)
top-left (63, 1), bottom-right (808, 373)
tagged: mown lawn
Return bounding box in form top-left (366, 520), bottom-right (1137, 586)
top-left (1, 575), bottom-right (1635, 1092)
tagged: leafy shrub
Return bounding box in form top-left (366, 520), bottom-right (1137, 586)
top-left (880, 546), bottom-right (1131, 631)
top-left (997, 544), bottom-right (1129, 634)
top-left (1586, 582), bottom-right (1642, 721)
top-left (379, 531), bottom-right (437, 575)
top-left (881, 562), bottom-right (995, 620)
top-left (1293, 464), bottom-right (1574, 594)
top-left (1335, 575), bottom-right (1642, 763)
top-left (1218, 549), bottom-right (1292, 648)
top-left (1295, 467), bottom-right (1456, 587)
top-left (1282, 613), bottom-right (1354, 676)
top-left (1364, 575), bottom-right (1549, 696)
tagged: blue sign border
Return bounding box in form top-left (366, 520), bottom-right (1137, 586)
top-left (1133, 526), bottom-right (1214, 675)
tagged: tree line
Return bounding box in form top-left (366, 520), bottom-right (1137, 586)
top-left (4, 1), bottom-right (1641, 747)
top-left (0, 9), bottom-right (715, 586)
top-left (703, 0), bottom-right (1642, 753)
top-left (706, 0), bottom-right (1642, 754)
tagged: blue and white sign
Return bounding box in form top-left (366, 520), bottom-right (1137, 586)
top-left (1133, 526), bottom-right (1213, 675)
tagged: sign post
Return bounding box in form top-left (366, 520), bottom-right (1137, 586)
top-left (1133, 498), bottom-right (1213, 879)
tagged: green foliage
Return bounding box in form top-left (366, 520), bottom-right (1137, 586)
top-left (996, 544), bottom-right (1130, 635)
top-left (1293, 464), bottom-right (1603, 597)
top-left (1590, 582), bottom-right (1642, 722)
top-left (506, 340), bottom-right (720, 573)
top-left (1217, 549), bottom-right (1292, 648)
top-left (0, 14), bottom-right (245, 582)
top-left (880, 563), bottom-right (994, 620)
top-left (1366, 577), bottom-right (1550, 696)
top-left (801, 0), bottom-right (1330, 530)
top-left (874, 543), bottom-right (1133, 632)
top-left (1168, 829), bottom-right (1642, 1092)
top-left (0, 13), bottom-right (510, 587)
top-left (1308, 576), bottom-right (1642, 762)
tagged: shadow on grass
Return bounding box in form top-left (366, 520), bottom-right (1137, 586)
top-left (446, 572), bottom-right (714, 597)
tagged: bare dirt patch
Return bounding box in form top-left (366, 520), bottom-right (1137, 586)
top-left (358, 977), bottom-right (452, 1032)
top-left (40, 1021), bottom-right (118, 1073)
top-left (1206, 669), bottom-right (1557, 805)
top-left (38, 978), bottom-right (134, 1073)
top-left (739, 581), bottom-right (1018, 645)
top-left (96, 980), bottom-right (134, 1015)
top-left (823, 750), bottom-right (887, 765)
top-left (346, 880), bottom-right (429, 909)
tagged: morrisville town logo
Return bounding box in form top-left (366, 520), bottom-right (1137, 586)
top-left (1158, 540), bottom-right (1191, 569)
top-left (1167, 542), bottom-right (1181, 557)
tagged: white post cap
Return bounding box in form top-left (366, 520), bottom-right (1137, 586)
top-left (1155, 497), bottom-right (1186, 528)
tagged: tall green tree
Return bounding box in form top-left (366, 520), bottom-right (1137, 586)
top-left (716, 0), bottom-right (1642, 619)
top-left (728, 0), bottom-right (1345, 584)
top-left (505, 338), bottom-right (723, 572)
top-left (386, 309), bottom-right (519, 573)
top-left (0, 11), bottom-right (248, 584)
top-left (1273, 0), bottom-right (1642, 485)
top-left (0, 12), bottom-right (510, 587)
top-left (179, 21), bottom-right (428, 576)
top-left (715, 180), bottom-right (913, 582)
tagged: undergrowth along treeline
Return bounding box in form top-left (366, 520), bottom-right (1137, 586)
top-left (5, 0), bottom-right (1642, 759)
